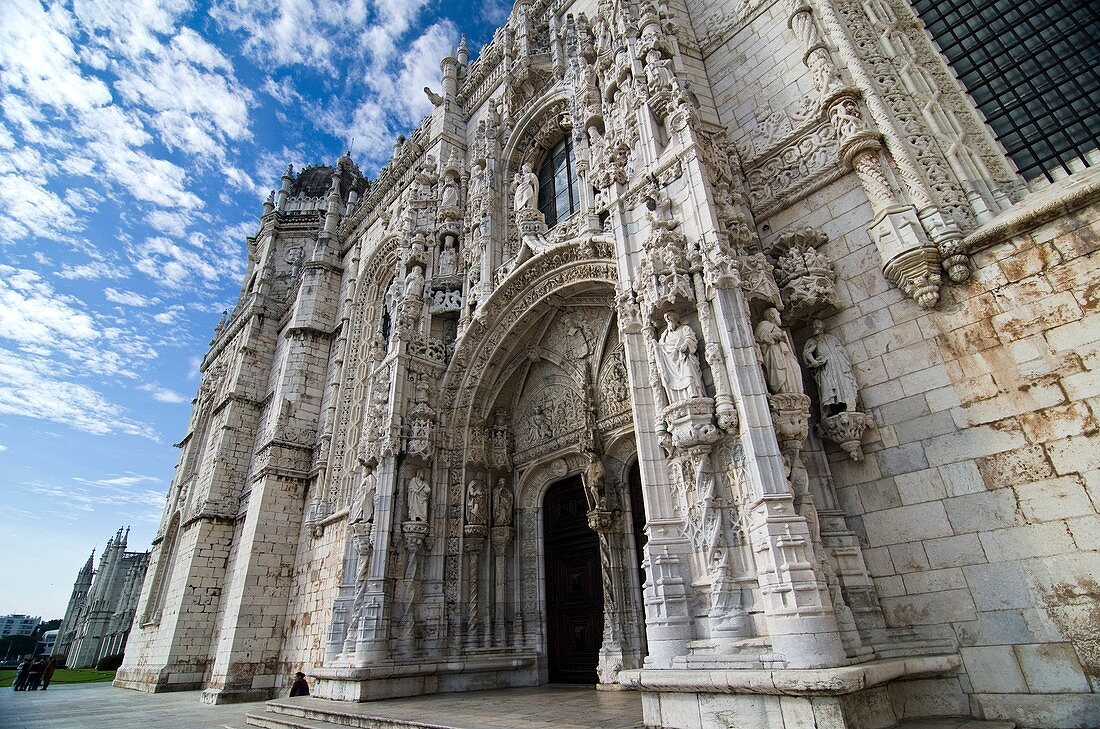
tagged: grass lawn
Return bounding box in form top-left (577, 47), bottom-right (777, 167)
top-left (0, 668), bottom-right (117, 686)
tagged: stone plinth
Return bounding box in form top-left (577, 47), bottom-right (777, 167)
top-left (619, 654), bottom-right (962, 729)
top-left (310, 652), bottom-right (540, 702)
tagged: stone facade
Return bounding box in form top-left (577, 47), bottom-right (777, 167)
top-left (116, 1), bottom-right (1099, 727)
top-left (56, 528), bottom-right (150, 668)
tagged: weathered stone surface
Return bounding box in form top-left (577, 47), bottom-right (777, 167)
top-left (110, 3), bottom-right (1100, 728)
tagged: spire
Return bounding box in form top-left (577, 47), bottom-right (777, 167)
top-left (78, 550), bottom-right (95, 583)
top-left (121, 526), bottom-right (130, 548)
top-left (457, 34), bottom-right (470, 65)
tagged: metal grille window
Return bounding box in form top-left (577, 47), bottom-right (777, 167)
top-left (913, 0), bottom-right (1100, 181)
top-left (537, 138), bottom-right (580, 227)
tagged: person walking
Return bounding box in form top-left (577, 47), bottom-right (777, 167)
top-left (24, 658), bottom-right (44, 691)
top-left (289, 671), bottom-right (309, 697)
top-left (40, 658), bottom-right (56, 689)
top-left (12, 658), bottom-right (31, 690)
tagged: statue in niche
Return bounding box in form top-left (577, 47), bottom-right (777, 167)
top-left (756, 307), bottom-right (803, 395)
top-left (655, 311), bottom-right (706, 403)
top-left (803, 318), bottom-right (859, 418)
top-left (404, 265), bottom-right (425, 302)
top-left (438, 238), bottom-right (458, 276)
top-left (577, 55), bottom-right (598, 90)
top-left (407, 468), bottom-right (431, 522)
top-left (513, 162), bottom-right (539, 213)
top-left (440, 176), bottom-right (459, 209)
top-left (582, 450), bottom-right (608, 511)
top-left (492, 478), bottom-right (513, 527)
top-left (466, 476), bottom-right (488, 526)
top-left (644, 48), bottom-right (675, 91)
top-left (384, 275), bottom-right (403, 314)
top-left (350, 460), bottom-right (379, 525)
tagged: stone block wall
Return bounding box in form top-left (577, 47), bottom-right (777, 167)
top-left (691, 0), bottom-right (1099, 723)
top-left (753, 168), bottom-right (1099, 726)
top-left (277, 519), bottom-right (348, 688)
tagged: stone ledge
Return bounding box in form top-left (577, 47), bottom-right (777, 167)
top-left (618, 654), bottom-right (960, 696)
top-left (965, 166), bottom-right (1100, 253)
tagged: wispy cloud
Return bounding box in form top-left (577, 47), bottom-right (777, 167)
top-left (139, 383), bottom-right (189, 404)
top-left (0, 351), bottom-right (157, 439)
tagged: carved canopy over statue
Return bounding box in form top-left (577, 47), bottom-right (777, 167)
top-left (655, 311), bottom-right (706, 403)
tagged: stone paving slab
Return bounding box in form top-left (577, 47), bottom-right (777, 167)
top-left (0, 682), bottom-right (259, 729)
top-left (252, 685), bottom-right (645, 729)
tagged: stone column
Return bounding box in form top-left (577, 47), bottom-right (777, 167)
top-left (787, 0), bottom-right (945, 307)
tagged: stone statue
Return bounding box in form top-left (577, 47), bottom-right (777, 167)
top-left (404, 265), bottom-right (425, 301)
top-left (466, 477), bottom-right (488, 526)
top-left (803, 318), bottom-right (859, 417)
top-left (438, 239), bottom-right (457, 276)
top-left (407, 469), bottom-right (430, 522)
top-left (644, 48), bottom-right (675, 90)
top-left (350, 461), bottom-right (378, 524)
top-left (755, 307), bottom-right (803, 395)
top-left (492, 478), bottom-right (513, 527)
top-left (441, 176), bottom-right (459, 209)
top-left (655, 312), bottom-right (706, 403)
top-left (513, 162), bottom-right (538, 213)
top-left (582, 451), bottom-right (607, 510)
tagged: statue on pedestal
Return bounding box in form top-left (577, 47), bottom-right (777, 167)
top-left (755, 307), bottom-right (803, 396)
top-left (407, 469), bottom-right (431, 523)
top-left (802, 319), bottom-right (859, 417)
top-left (350, 461), bottom-right (379, 525)
top-left (492, 479), bottom-right (513, 527)
top-left (466, 476), bottom-right (488, 526)
top-left (513, 163), bottom-right (538, 213)
top-left (655, 312), bottom-right (706, 403)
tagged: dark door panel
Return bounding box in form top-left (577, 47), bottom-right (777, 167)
top-left (544, 476), bottom-right (602, 684)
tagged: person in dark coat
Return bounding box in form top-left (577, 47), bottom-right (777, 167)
top-left (289, 671), bottom-right (309, 697)
top-left (25, 659), bottom-right (45, 691)
top-left (12, 658), bottom-right (31, 690)
top-left (40, 658), bottom-right (56, 689)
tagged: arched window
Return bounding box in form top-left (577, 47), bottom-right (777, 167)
top-left (537, 137), bottom-right (581, 227)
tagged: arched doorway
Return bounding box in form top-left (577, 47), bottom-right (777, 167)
top-left (543, 475), bottom-right (603, 684)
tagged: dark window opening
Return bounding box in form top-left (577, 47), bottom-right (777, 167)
top-left (913, 0), bottom-right (1099, 181)
top-left (537, 137), bottom-right (581, 227)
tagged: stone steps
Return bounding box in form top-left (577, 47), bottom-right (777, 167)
top-left (246, 708), bottom-right (450, 729)
top-left (244, 686), bottom-right (646, 729)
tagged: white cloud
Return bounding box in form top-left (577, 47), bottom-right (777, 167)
top-left (0, 265), bottom-right (157, 378)
top-left (0, 444), bottom-right (8, 453)
top-left (56, 261), bottom-right (123, 280)
top-left (104, 288), bottom-right (156, 307)
top-left (138, 383), bottom-right (188, 404)
top-left (0, 350), bottom-right (157, 439)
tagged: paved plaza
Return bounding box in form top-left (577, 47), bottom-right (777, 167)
top-left (0, 682), bottom-right (257, 729)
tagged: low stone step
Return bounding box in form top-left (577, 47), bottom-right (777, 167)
top-left (247, 708), bottom-right (454, 729)
top-left (250, 686), bottom-right (645, 729)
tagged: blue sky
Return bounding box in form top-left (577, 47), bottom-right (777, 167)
top-left (0, 0), bottom-right (509, 619)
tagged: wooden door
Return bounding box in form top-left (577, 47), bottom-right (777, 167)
top-left (544, 476), bottom-right (603, 684)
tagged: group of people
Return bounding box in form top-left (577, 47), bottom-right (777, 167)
top-left (11, 657), bottom-right (56, 691)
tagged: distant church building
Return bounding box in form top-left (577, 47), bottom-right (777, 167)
top-left (116, 1), bottom-right (1098, 727)
top-left (55, 528), bottom-right (150, 668)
